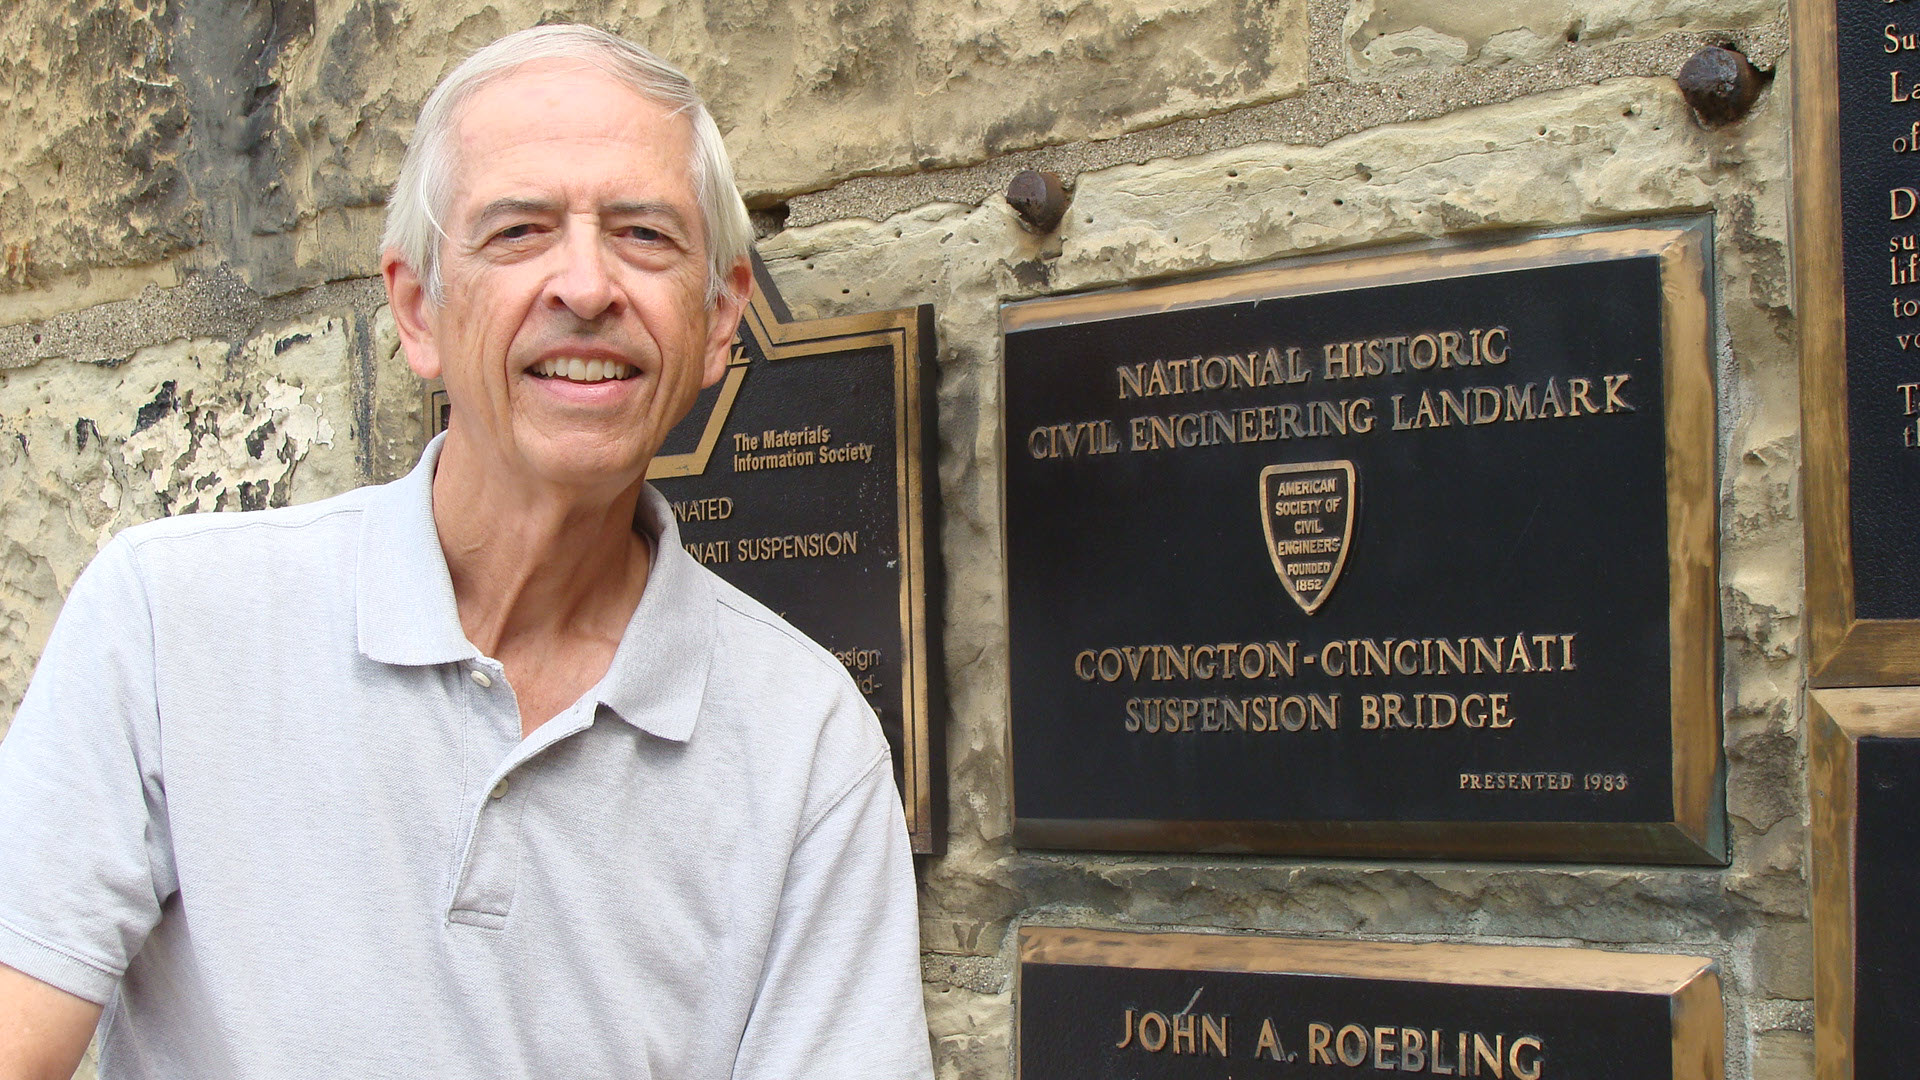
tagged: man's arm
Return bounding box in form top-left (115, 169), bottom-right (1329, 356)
top-left (0, 964), bottom-right (98, 1080)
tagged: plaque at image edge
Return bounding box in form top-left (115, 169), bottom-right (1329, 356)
top-left (1001, 230), bottom-right (1717, 861)
top-left (1833, 0), bottom-right (1920, 620)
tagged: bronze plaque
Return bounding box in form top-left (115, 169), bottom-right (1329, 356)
top-left (1794, 0), bottom-right (1920, 684)
top-left (1018, 927), bottom-right (1724, 1080)
top-left (1001, 225), bottom-right (1721, 863)
top-left (1811, 686), bottom-right (1920, 1078)
top-left (430, 256), bottom-right (941, 852)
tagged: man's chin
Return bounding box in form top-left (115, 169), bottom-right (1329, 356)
top-left (483, 432), bottom-right (659, 499)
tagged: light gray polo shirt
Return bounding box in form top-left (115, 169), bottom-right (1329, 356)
top-left (0, 440), bottom-right (934, 1079)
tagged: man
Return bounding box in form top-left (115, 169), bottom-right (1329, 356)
top-left (0, 25), bottom-right (933, 1079)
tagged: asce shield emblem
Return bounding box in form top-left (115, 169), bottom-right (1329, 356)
top-left (1259, 460), bottom-right (1357, 615)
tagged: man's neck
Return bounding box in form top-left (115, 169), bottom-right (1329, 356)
top-left (429, 434), bottom-right (654, 734)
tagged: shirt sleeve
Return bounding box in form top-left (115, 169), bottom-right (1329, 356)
top-left (731, 748), bottom-right (934, 1080)
top-left (0, 535), bottom-right (176, 1004)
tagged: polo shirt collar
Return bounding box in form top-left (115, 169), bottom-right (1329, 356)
top-left (357, 435), bottom-right (714, 744)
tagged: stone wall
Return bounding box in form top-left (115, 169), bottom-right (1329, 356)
top-left (0, 1), bottom-right (1805, 1078)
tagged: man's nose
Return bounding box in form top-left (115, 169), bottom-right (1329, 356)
top-left (545, 223), bottom-right (617, 320)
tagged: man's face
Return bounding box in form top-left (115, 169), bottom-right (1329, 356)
top-left (386, 61), bottom-right (750, 494)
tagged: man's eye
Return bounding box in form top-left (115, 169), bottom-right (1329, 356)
top-left (496, 224), bottom-right (536, 241)
top-left (623, 226), bottom-right (664, 242)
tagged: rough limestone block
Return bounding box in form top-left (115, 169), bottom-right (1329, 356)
top-left (1343, 0), bottom-right (1782, 76)
top-left (276, 0), bottom-right (1309, 223)
top-left (924, 981), bottom-right (1010, 1080)
top-left (0, 318), bottom-right (355, 734)
top-left (0, 3), bottom-right (194, 297)
top-left (1751, 922), bottom-right (1812, 1001)
top-left (1749, 1030), bottom-right (1813, 1080)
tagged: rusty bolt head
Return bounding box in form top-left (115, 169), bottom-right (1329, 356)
top-left (1007, 169), bottom-right (1069, 233)
top-left (1677, 46), bottom-right (1765, 126)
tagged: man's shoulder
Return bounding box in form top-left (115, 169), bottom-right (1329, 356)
top-left (114, 484), bottom-right (379, 565)
top-left (686, 565), bottom-right (891, 765)
top-left (700, 570), bottom-right (865, 702)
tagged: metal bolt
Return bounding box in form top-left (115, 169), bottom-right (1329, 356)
top-left (1676, 46), bottom-right (1765, 126)
top-left (1007, 170), bottom-right (1068, 233)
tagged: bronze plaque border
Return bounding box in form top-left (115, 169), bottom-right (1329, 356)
top-left (1015, 926), bottom-right (1725, 1080)
top-left (425, 263), bottom-right (941, 853)
top-left (1001, 224), bottom-right (1722, 864)
top-left (1793, 0), bottom-right (1920, 686)
top-left (1808, 686), bottom-right (1920, 1080)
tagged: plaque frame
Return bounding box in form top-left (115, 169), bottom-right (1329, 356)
top-left (1000, 224), bottom-right (1722, 863)
top-left (1017, 926), bottom-right (1725, 1080)
top-left (425, 258), bottom-right (941, 852)
top-left (1793, 0), bottom-right (1920, 685)
top-left (1809, 685), bottom-right (1920, 1079)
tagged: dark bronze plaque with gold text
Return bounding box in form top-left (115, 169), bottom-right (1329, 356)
top-left (1794, 0), bottom-right (1920, 683)
top-left (1018, 927), bottom-right (1724, 1080)
top-left (430, 256), bottom-right (940, 851)
top-left (1001, 225), bottom-right (1721, 863)
top-left (1810, 687), bottom-right (1920, 1078)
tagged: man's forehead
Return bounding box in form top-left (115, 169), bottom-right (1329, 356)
top-left (452, 61), bottom-right (688, 143)
top-left (443, 63), bottom-right (698, 208)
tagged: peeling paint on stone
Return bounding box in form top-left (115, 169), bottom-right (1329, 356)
top-left (0, 318), bottom-right (355, 735)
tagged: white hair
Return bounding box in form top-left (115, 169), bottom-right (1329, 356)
top-left (382, 24), bottom-right (753, 306)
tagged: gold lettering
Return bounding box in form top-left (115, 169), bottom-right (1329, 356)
top-left (1433, 1030), bottom-right (1456, 1075)
top-left (733, 531), bottom-right (859, 562)
top-left (1401, 1028), bottom-right (1428, 1072)
top-left (1602, 373), bottom-right (1633, 411)
top-left (1139, 1012), bottom-right (1168, 1053)
top-left (1337, 1025), bottom-right (1369, 1068)
top-left (1201, 1015), bottom-right (1229, 1058)
top-left (1255, 1018), bottom-right (1284, 1061)
top-left (1473, 1034), bottom-right (1504, 1078)
top-left (1324, 341), bottom-right (1355, 379)
top-left (1375, 1026), bottom-right (1399, 1070)
top-left (1308, 1023), bottom-right (1334, 1065)
top-left (1509, 1036), bottom-right (1543, 1080)
top-left (1116, 1009), bottom-right (1135, 1049)
top-left (1171, 1012), bottom-right (1197, 1054)
top-left (1504, 384), bottom-right (1537, 421)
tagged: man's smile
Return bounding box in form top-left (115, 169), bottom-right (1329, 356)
top-left (527, 356), bottom-right (640, 383)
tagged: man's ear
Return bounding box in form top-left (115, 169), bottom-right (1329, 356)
top-left (382, 250), bottom-right (442, 380)
top-left (700, 259), bottom-right (756, 388)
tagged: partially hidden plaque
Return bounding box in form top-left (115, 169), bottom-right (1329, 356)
top-left (1019, 927), bottom-right (1724, 1080)
top-left (428, 255), bottom-right (941, 851)
top-left (1001, 225), bottom-right (1721, 863)
top-left (1810, 686), bottom-right (1920, 1078)
top-left (1794, 0), bottom-right (1920, 683)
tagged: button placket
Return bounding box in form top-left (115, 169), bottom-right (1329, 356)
top-left (449, 767), bottom-right (525, 927)
top-left (449, 658), bottom-right (524, 928)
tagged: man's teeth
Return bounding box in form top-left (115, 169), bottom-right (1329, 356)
top-left (531, 358), bottom-right (637, 382)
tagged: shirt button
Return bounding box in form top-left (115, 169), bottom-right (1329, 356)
top-left (470, 668), bottom-right (493, 688)
top-left (490, 779), bottom-right (509, 799)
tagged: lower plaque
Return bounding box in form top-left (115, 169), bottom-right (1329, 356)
top-left (1811, 686), bottom-right (1920, 1079)
top-left (1019, 927), bottom-right (1723, 1080)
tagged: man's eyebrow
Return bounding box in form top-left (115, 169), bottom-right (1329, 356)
top-left (470, 197), bottom-right (560, 233)
top-left (468, 198), bottom-right (691, 233)
top-left (603, 201), bottom-right (690, 228)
